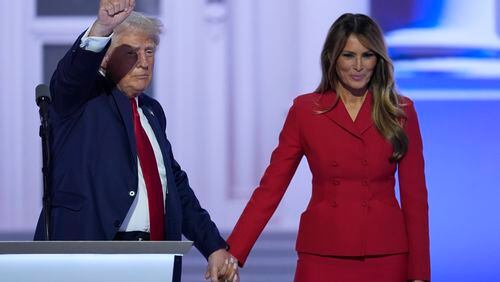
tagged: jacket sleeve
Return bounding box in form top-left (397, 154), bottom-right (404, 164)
top-left (145, 97), bottom-right (227, 259)
top-left (50, 30), bottom-right (110, 116)
top-left (163, 135), bottom-right (227, 259)
top-left (398, 98), bottom-right (431, 280)
top-left (227, 99), bottom-right (304, 266)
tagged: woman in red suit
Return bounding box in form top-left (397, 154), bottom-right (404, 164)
top-left (226, 13), bottom-right (430, 282)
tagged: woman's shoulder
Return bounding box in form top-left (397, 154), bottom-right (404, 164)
top-left (293, 92), bottom-right (320, 103)
top-left (397, 94), bottom-right (420, 124)
top-left (398, 94), bottom-right (416, 111)
top-left (292, 91), bottom-right (335, 107)
top-left (398, 94), bottom-right (414, 105)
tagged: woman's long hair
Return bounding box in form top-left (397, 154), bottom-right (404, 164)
top-left (316, 13), bottom-right (407, 161)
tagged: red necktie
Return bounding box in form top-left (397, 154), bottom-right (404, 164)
top-left (130, 98), bottom-right (165, 240)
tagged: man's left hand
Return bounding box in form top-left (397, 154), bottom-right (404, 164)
top-left (205, 249), bottom-right (239, 282)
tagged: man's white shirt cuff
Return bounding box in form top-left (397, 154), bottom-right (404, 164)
top-left (79, 26), bottom-right (113, 53)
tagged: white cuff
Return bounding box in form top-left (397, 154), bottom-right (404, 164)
top-left (79, 26), bottom-right (113, 53)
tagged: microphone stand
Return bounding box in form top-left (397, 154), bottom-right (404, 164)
top-left (37, 95), bottom-right (51, 241)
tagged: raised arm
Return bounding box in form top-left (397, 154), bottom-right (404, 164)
top-left (50, 0), bottom-right (135, 116)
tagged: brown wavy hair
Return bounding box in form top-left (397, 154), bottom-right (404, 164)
top-left (315, 13), bottom-right (407, 161)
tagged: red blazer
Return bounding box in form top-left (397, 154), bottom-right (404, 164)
top-left (227, 91), bottom-right (430, 280)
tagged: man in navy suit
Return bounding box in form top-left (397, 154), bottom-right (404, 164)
top-left (34, 0), bottom-right (239, 281)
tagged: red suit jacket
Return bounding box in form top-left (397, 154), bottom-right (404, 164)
top-left (227, 91), bottom-right (430, 280)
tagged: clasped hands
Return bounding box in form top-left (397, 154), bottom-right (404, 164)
top-left (206, 249), bottom-right (240, 282)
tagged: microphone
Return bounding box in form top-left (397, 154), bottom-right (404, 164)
top-left (35, 84), bottom-right (51, 127)
top-left (35, 84), bottom-right (51, 105)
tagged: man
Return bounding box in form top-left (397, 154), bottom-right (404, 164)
top-left (34, 1), bottom-right (238, 281)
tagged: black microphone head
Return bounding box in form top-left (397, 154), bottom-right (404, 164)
top-left (35, 84), bottom-right (51, 106)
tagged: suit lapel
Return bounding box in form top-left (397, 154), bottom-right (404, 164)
top-left (320, 91), bottom-right (374, 139)
top-left (111, 88), bottom-right (137, 167)
top-left (139, 95), bottom-right (168, 157)
top-left (139, 95), bottom-right (173, 193)
top-left (354, 91), bottom-right (374, 135)
top-left (320, 92), bottom-right (362, 139)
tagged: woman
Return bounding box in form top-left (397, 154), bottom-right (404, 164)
top-left (226, 13), bottom-right (430, 282)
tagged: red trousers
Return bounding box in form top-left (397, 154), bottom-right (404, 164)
top-left (294, 252), bottom-right (408, 282)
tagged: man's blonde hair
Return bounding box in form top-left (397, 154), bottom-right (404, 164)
top-left (113, 11), bottom-right (163, 46)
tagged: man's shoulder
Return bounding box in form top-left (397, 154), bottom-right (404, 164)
top-left (140, 94), bottom-right (167, 128)
top-left (140, 93), bottom-right (160, 106)
top-left (140, 94), bottom-right (164, 112)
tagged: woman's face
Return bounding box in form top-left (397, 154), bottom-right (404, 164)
top-left (335, 34), bottom-right (377, 93)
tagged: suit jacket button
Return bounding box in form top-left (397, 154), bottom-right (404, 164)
top-left (114, 220), bottom-right (121, 227)
top-left (332, 179), bottom-right (340, 185)
top-left (129, 191), bottom-right (136, 197)
top-left (361, 201), bottom-right (367, 207)
top-left (332, 201), bottom-right (338, 207)
top-left (331, 161), bottom-right (338, 167)
top-left (362, 160), bottom-right (368, 166)
top-left (362, 180), bottom-right (369, 186)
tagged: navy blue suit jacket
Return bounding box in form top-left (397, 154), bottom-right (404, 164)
top-left (34, 33), bottom-right (226, 259)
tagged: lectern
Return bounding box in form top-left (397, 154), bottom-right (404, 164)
top-left (0, 241), bottom-right (193, 282)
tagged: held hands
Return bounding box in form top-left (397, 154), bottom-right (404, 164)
top-left (89, 0), bottom-right (136, 37)
top-left (205, 249), bottom-right (240, 282)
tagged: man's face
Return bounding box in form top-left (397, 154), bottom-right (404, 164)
top-left (104, 31), bottom-right (156, 98)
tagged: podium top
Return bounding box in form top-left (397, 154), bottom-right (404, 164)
top-left (0, 241), bottom-right (193, 255)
